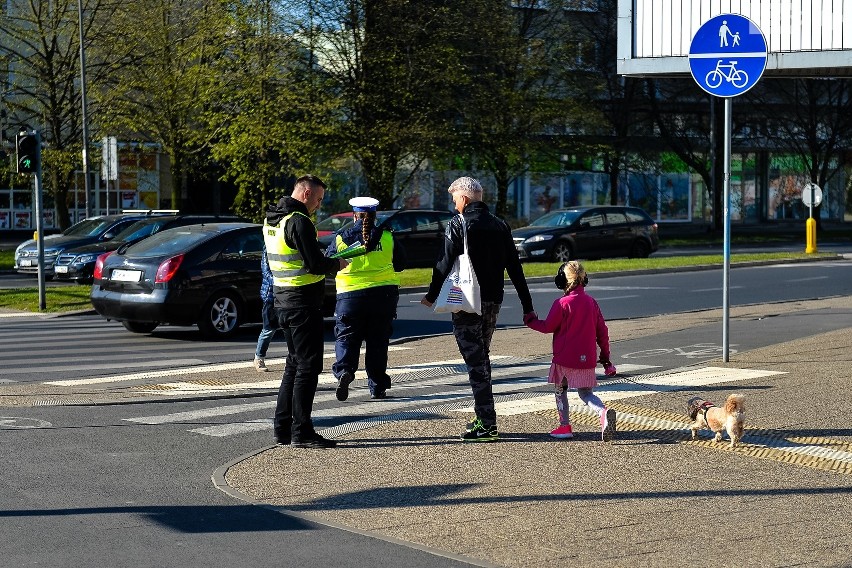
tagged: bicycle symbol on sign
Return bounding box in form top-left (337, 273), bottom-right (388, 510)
top-left (705, 60), bottom-right (749, 89)
top-left (621, 343), bottom-right (737, 360)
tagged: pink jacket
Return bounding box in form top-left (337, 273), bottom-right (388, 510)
top-left (527, 287), bottom-right (610, 369)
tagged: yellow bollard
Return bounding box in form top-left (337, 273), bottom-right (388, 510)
top-left (805, 217), bottom-right (817, 253)
top-left (33, 230), bottom-right (38, 241)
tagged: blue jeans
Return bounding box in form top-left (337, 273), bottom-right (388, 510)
top-left (332, 287), bottom-right (398, 395)
top-left (254, 300), bottom-right (279, 358)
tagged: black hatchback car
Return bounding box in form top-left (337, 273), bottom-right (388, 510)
top-left (90, 223), bottom-right (264, 338)
top-left (54, 214), bottom-right (243, 284)
top-left (512, 206), bottom-right (659, 262)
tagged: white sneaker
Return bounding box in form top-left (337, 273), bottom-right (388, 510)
top-left (254, 357), bottom-right (268, 372)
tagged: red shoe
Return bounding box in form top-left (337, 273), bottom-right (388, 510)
top-left (549, 424), bottom-right (574, 439)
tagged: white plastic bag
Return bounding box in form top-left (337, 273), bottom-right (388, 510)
top-left (434, 215), bottom-right (481, 315)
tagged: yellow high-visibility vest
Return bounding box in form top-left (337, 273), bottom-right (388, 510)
top-left (334, 230), bottom-right (399, 293)
top-left (263, 213), bottom-right (324, 288)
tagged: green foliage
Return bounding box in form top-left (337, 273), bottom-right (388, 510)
top-left (94, 0), bottom-right (230, 210)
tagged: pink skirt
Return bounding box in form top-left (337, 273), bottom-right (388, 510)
top-left (548, 363), bottom-right (598, 389)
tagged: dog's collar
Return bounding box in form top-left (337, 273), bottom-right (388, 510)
top-left (699, 401), bottom-right (715, 422)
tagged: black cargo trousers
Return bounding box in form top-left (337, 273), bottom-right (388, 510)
top-left (451, 301), bottom-right (501, 428)
top-left (274, 305), bottom-right (325, 443)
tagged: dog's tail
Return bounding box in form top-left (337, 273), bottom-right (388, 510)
top-left (725, 393), bottom-right (745, 414)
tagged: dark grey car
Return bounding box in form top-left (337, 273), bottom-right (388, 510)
top-left (14, 213), bottom-right (165, 277)
top-left (53, 214), bottom-right (244, 283)
top-left (512, 206), bottom-right (659, 262)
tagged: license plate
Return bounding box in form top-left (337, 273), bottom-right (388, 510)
top-left (20, 259), bottom-right (32, 267)
top-left (55, 266), bottom-right (68, 274)
top-left (111, 269), bottom-right (142, 282)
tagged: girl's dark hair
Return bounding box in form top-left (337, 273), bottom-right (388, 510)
top-left (355, 211), bottom-right (376, 248)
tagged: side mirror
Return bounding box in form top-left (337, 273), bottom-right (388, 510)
top-left (102, 232), bottom-right (115, 240)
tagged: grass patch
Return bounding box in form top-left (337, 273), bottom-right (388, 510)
top-left (392, 252), bottom-right (834, 287)
top-left (0, 285), bottom-right (93, 313)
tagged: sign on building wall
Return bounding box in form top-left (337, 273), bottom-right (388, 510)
top-left (618, 0), bottom-right (852, 76)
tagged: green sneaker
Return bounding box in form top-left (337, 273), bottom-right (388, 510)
top-left (461, 418), bottom-right (499, 442)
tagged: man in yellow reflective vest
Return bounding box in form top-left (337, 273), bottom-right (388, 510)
top-left (264, 175), bottom-right (347, 449)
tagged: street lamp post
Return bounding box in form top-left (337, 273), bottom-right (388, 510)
top-left (77, 0), bottom-right (92, 218)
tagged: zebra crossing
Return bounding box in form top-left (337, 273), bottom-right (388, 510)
top-left (117, 361), bottom-right (789, 441)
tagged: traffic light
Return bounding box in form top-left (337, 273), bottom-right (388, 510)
top-left (16, 130), bottom-right (40, 174)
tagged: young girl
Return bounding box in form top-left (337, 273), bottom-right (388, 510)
top-left (524, 260), bottom-right (617, 441)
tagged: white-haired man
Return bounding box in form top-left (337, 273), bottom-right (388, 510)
top-left (421, 176), bottom-right (535, 441)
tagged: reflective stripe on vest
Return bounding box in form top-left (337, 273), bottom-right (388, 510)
top-left (263, 213), bottom-right (324, 288)
top-left (335, 230), bottom-right (400, 293)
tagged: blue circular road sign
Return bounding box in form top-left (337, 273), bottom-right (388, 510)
top-left (689, 14), bottom-right (767, 97)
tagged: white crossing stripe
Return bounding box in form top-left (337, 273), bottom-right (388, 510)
top-left (188, 378), bottom-right (545, 437)
top-left (45, 346), bottom-right (413, 386)
top-left (451, 366), bottom-right (785, 415)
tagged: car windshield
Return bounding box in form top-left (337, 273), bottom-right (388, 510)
top-left (63, 218), bottom-right (116, 237)
top-left (114, 219), bottom-right (171, 242)
top-left (125, 227), bottom-right (218, 257)
top-left (316, 214), bottom-right (352, 232)
top-left (529, 211), bottom-right (582, 227)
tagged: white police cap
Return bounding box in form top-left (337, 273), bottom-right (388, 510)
top-left (349, 196), bottom-right (379, 212)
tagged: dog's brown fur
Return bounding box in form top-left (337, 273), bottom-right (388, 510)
top-left (688, 394), bottom-right (745, 448)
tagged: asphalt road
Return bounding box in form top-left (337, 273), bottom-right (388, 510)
top-left (2, 257), bottom-right (851, 386)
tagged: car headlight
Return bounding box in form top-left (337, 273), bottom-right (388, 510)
top-left (74, 254), bottom-right (98, 264)
top-left (524, 234), bottom-right (554, 244)
top-left (43, 249), bottom-right (61, 259)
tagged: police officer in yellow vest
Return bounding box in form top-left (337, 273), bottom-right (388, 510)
top-left (325, 196), bottom-right (406, 401)
top-left (264, 175), bottom-right (347, 449)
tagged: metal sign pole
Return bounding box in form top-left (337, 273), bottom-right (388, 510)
top-left (34, 131), bottom-right (46, 311)
top-left (722, 99), bottom-right (731, 362)
top-left (689, 13), bottom-right (766, 365)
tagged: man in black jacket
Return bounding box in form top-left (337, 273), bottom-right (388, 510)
top-left (264, 175), bottom-right (347, 448)
top-left (421, 176), bottom-right (535, 442)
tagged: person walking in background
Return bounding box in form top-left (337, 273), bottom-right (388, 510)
top-left (421, 176), bottom-right (535, 442)
top-left (264, 174), bottom-right (348, 449)
top-left (253, 246), bottom-right (278, 372)
top-left (326, 196), bottom-right (406, 401)
top-left (524, 260), bottom-right (618, 441)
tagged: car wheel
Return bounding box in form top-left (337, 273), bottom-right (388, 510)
top-left (122, 320), bottom-right (159, 334)
top-left (198, 291), bottom-right (242, 338)
top-left (551, 242), bottom-right (573, 263)
top-left (629, 239), bottom-right (651, 258)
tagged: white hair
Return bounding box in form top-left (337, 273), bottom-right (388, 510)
top-left (448, 177), bottom-right (483, 199)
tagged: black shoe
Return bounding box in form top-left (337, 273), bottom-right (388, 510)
top-left (370, 389), bottom-right (387, 399)
top-left (274, 429), bottom-right (291, 446)
top-left (292, 435), bottom-right (337, 449)
top-left (461, 418), bottom-right (499, 442)
top-left (335, 371), bottom-right (355, 401)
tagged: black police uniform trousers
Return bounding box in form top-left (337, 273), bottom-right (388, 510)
top-left (451, 301), bottom-right (501, 428)
top-left (274, 305), bottom-right (325, 442)
top-left (332, 286), bottom-right (398, 395)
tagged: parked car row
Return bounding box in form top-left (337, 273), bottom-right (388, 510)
top-left (15, 213), bottom-right (159, 277)
top-left (13, 205), bottom-right (659, 338)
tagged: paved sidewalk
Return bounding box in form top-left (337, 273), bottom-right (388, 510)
top-left (221, 296), bottom-right (852, 568)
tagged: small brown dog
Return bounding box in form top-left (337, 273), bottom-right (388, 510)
top-left (687, 394), bottom-right (745, 448)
